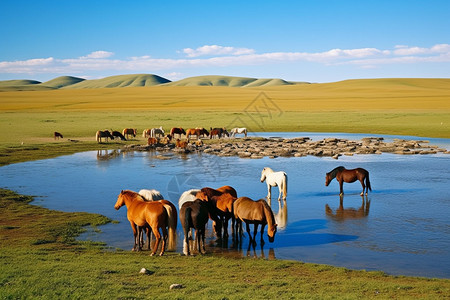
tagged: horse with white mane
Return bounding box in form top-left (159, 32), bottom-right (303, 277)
top-left (178, 189), bottom-right (200, 209)
top-left (260, 167), bottom-right (287, 204)
top-left (151, 126), bottom-right (164, 138)
top-left (230, 127), bottom-right (247, 137)
top-left (139, 189), bottom-right (164, 201)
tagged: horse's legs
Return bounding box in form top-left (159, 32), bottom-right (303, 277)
top-left (260, 224), bottom-right (266, 245)
top-left (159, 227), bottom-right (167, 256)
top-left (246, 222), bottom-right (253, 242)
top-left (130, 222), bottom-right (139, 251)
top-left (267, 184), bottom-right (272, 201)
top-left (278, 185), bottom-right (282, 201)
top-left (359, 178), bottom-right (366, 196)
top-left (223, 216), bottom-right (229, 238)
top-left (150, 228), bottom-right (161, 256)
top-left (253, 224), bottom-right (259, 245)
top-left (339, 179), bottom-right (344, 196)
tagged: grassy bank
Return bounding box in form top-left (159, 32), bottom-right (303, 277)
top-left (1, 189), bottom-right (449, 299)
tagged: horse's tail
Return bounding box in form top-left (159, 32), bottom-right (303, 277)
top-left (366, 172), bottom-right (372, 192)
top-left (162, 202), bottom-right (177, 251)
top-left (95, 131), bottom-right (100, 142)
top-left (283, 172), bottom-right (288, 199)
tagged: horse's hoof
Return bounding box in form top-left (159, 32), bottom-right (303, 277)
top-left (360, 192), bottom-right (364, 196)
top-left (150, 252), bottom-right (156, 256)
top-left (159, 253), bottom-right (164, 256)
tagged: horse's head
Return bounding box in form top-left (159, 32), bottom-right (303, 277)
top-left (260, 168), bottom-right (267, 182)
top-left (325, 173), bottom-right (331, 186)
top-left (268, 223), bottom-right (277, 243)
top-left (114, 190), bottom-right (126, 210)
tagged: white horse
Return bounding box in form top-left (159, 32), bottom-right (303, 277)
top-left (151, 126), bottom-right (164, 138)
top-left (230, 127), bottom-right (247, 137)
top-left (260, 167), bottom-right (287, 203)
top-left (138, 189), bottom-right (164, 201)
top-left (178, 189), bottom-right (200, 209)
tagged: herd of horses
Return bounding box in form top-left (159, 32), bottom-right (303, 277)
top-left (114, 165), bottom-right (371, 256)
top-left (94, 126), bottom-right (249, 143)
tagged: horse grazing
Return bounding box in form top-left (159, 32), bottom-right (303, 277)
top-left (54, 132), bottom-right (63, 140)
top-left (230, 127), bottom-right (247, 137)
top-left (325, 166), bottom-right (372, 196)
top-left (209, 128), bottom-right (229, 139)
top-left (260, 167), bottom-right (287, 203)
top-left (111, 131), bottom-right (127, 141)
top-left (196, 186), bottom-right (237, 238)
top-left (186, 128), bottom-right (209, 140)
top-left (180, 199), bottom-right (211, 255)
top-left (151, 126), bottom-right (164, 138)
top-left (142, 129), bottom-right (151, 138)
top-left (170, 127), bottom-right (186, 138)
top-left (139, 189), bottom-right (164, 201)
top-left (114, 190), bottom-right (177, 256)
top-left (122, 128), bottom-right (137, 139)
top-left (233, 197), bottom-right (277, 244)
top-left (96, 130), bottom-right (114, 143)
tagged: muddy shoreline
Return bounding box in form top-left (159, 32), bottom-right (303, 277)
top-left (122, 136), bottom-right (450, 159)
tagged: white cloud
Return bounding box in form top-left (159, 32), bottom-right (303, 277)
top-left (182, 45), bottom-right (255, 57)
top-left (1, 44), bottom-right (449, 75)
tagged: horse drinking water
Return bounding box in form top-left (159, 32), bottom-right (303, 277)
top-left (260, 167), bottom-right (287, 203)
top-left (325, 166), bottom-right (372, 196)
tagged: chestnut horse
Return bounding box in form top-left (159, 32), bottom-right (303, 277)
top-left (180, 199), bottom-right (212, 255)
top-left (196, 186), bottom-right (237, 238)
top-left (114, 190), bottom-right (177, 256)
top-left (233, 197), bottom-right (277, 244)
top-left (122, 128), bottom-right (136, 139)
top-left (170, 127), bottom-right (186, 138)
top-left (96, 130), bottom-right (114, 143)
top-left (325, 166), bottom-right (372, 196)
top-left (186, 128), bottom-right (209, 140)
top-left (54, 131), bottom-right (63, 140)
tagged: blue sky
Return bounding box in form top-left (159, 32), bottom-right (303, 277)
top-left (0, 0), bottom-right (449, 82)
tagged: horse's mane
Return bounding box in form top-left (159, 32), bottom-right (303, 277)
top-left (121, 189), bottom-right (145, 201)
top-left (200, 187), bottom-right (223, 198)
top-left (327, 166), bottom-right (346, 179)
top-left (260, 199), bottom-right (276, 226)
top-left (263, 167), bottom-right (274, 173)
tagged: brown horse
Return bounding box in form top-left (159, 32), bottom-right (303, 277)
top-left (170, 127), bottom-right (186, 138)
top-left (114, 190), bottom-right (177, 256)
top-left (325, 195), bottom-right (371, 221)
top-left (186, 128), bottom-right (209, 140)
top-left (196, 186), bottom-right (237, 238)
top-left (175, 139), bottom-right (188, 148)
top-left (180, 199), bottom-right (211, 255)
top-left (96, 130), bottom-right (114, 143)
top-left (209, 128), bottom-right (229, 139)
top-left (233, 197), bottom-right (277, 244)
top-left (54, 131), bottom-right (63, 140)
top-left (122, 128), bottom-right (137, 139)
top-left (325, 166), bottom-right (372, 196)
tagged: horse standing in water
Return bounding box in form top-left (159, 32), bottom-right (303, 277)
top-left (233, 197), bottom-right (277, 245)
top-left (114, 190), bottom-right (177, 256)
top-left (325, 166), bottom-right (372, 196)
top-left (180, 199), bottom-right (212, 255)
top-left (260, 167), bottom-right (287, 204)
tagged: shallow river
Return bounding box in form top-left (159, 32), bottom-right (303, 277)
top-left (1, 132), bottom-right (449, 278)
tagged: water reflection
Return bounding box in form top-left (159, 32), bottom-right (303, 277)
top-left (325, 195), bottom-right (371, 221)
top-left (274, 199), bottom-right (288, 230)
top-left (96, 149), bottom-right (120, 161)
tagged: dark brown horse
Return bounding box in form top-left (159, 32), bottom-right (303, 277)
top-left (114, 190), bottom-right (177, 256)
top-left (233, 197), bottom-right (277, 244)
top-left (209, 127), bottom-right (229, 139)
top-left (122, 128), bottom-right (136, 139)
top-left (325, 166), bottom-right (372, 196)
top-left (196, 186), bottom-right (237, 238)
top-left (170, 127), bottom-right (186, 138)
top-left (180, 199), bottom-right (211, 255)
top-left (54, 131), bottom-right (63, 140)
top-left (112, 130), bottom-right (127, 141)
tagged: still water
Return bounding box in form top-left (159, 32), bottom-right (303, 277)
top-left (1, 133), bottom-right (449, 278)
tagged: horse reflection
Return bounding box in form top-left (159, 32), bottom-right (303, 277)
top-left (245, 240), bottom-right (276, 259)
top-left (96, 149), bottom-right (119, 160)
top-left (274, 199), bottom-right (288, 230)
top-left (325, 195), bottom-right (371, 221)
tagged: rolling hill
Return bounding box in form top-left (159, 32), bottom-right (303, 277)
top-left (63, 74), bottom-right (171, 89)
top-left (41, 76), bottom-right (85, 89)
top-left (165, 75), bottom-right (308, 87)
